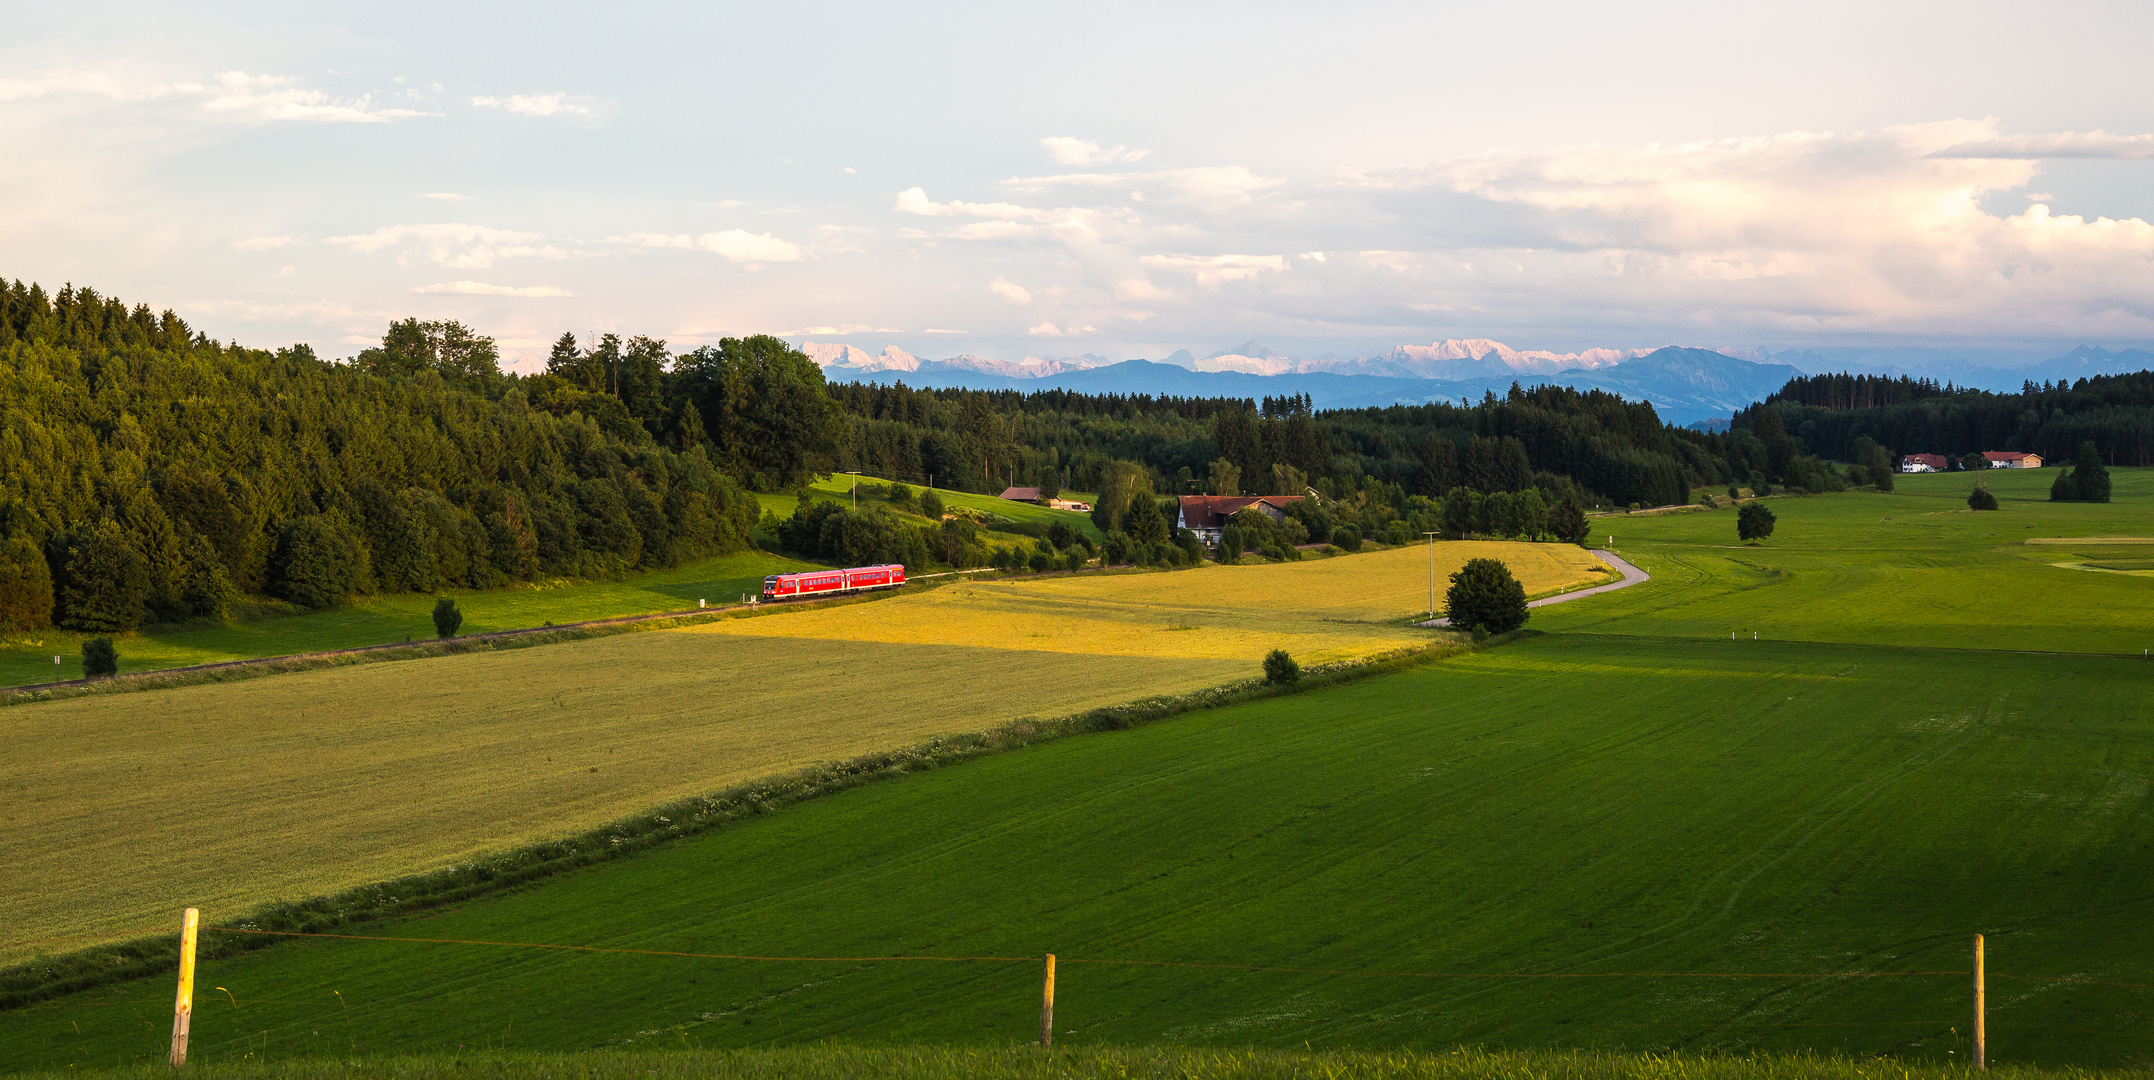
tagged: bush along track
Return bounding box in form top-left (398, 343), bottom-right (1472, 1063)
top-left (0, 632), bottom-right (1490, 1010)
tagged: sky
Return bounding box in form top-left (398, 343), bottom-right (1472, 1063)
top-left (5, 0), bottom-right (2154, 372)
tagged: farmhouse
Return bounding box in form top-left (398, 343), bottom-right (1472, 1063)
top-left (998, 486), bottom-right (1091, 512)
top-left (1982, 451), bottom-right (2042, 469)
top-left (1899, 453), bottom-right (1948, 473)
top-left (1177, 495), bottom-right (1307, 544)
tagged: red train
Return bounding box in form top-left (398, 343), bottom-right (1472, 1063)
top-left (761, 564), bottom-right (906, 601)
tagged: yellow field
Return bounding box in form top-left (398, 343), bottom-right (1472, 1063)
top-left (2, 541), bottom-right (1606, 962)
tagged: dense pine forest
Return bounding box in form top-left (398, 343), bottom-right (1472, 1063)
top-left (27, 277), bottom-right (2150, 636)
top-left (1749, 371), bottom-right (2154, 465)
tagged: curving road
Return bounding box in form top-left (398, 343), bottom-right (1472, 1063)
top-left (1418, 549), bottom-right (1649, 627)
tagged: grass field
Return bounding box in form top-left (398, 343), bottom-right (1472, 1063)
top-left (756, 476), bottom-right (1106, 542)
top-left (8, 634), bottom-right (2149, 1069)
top-left (690, 542), bottom-right (1612, 662)
top-left (10, 1045), bottom-right (2137, 1080)
top-left (1545, 467), bottom-right (2154, 653)
top-left (0, 551), bottom-right (819, 689)
top-left (0, 544), bottom-right (1601, 966)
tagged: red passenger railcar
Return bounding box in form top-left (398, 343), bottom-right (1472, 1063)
top-left (761, 563), bottom-right (906, 601)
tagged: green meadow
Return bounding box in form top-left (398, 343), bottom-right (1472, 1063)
top-left (756, 476), bottom-right (1105, 542)
top-left (5, 471), bottom-right (2151, 1072)
top-left (1549, 467), bottom-right (2154, 654)
top-left (0, 551), bottom-right (815, 689)
top-left (9, 634), bottom-right (2150, 1069)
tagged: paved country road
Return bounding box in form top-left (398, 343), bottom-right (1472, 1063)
top-left (1418, 549), bottom-right (1650, 628)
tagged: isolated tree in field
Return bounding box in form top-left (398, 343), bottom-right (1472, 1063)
top-left (1263, 648), bottom-right (1300, 685)
top-left (2073, 440), bottom-right (2112, 503)
top-left (1737, 502), bottom-right (1776, 542)
top-left (432, 597), bottom-right (463, 638)
top-left (1968, 481), bottom-right (1999, 511)
top-left (82, 636), bottom-right (117, 677)
top-left (1445, 558), bottom-right (1528, 635)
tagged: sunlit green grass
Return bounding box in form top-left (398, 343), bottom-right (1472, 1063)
top-left (0, 551), bottom-right (816, 688)
top-left (757, 477), bottom-right (1104, 542)
top-left (11, 635), bottom-right (2149, 1068)
top-left (1542, 467), bottom-right (2154, 653)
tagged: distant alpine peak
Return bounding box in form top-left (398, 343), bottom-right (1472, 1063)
top-left (800, 342), bottom-right (920, 372)
top-left (1387, 339), bottom-right (1653, 372)
top-left (800, 341), bottom-right (1113, 378)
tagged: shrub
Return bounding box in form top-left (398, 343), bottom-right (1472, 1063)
top-left (432, 597), bottom-right (464, 637)
top-left (1027, 549), bottom-right (1053, 573)
top-left (1968, 483), bottom-right (1999, 511)
top-left (1263, 648), bottom-right (1300, 685)
top-left (918, 490), bottom-right (945, 519)
top-left (1046, 521), bottom-right (1076, 548)
top-left (1332, 525), bottom-right (1362, 552)
top-left (1445, 557), bottom-right (1528, 634)
top-left (82, 635), bottom-right (118, 677)
top-left (884, 482), bottom-right (913, 509)
top-left (1101, 531), bottom-right (1133, 565)
top-left (1737, 502), bottom-right (1777, 542)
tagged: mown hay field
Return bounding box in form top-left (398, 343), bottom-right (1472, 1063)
top-left (691, 540), bottom-right (1612, 664)
top-left (0, 543), bottom-right (1609, 965)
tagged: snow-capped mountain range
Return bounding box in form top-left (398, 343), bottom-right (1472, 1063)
top-left (802, 338), bottom-right (1671, 383)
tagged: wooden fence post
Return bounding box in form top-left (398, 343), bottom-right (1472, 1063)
top-left (169, 908), bottom-right (199, 1068)
top-left (1973, 933), bottom-right (1986, 1071)
top-left (1039, 953), bottom-right (1055, 1048)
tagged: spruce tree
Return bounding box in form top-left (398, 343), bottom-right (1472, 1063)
top-left (2072, 441), bottom-right (2112, 503)
top-left (0, 534), bottom-right (54, 630)
top-left (55, 519), bottom-right (151, 632)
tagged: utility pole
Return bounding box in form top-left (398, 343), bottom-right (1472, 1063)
top-left (1424, 531), bottom-right (1441, 620)
top-left (846, 470), bottom-right (860, 508)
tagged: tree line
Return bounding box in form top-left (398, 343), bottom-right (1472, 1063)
top-left (0, 280), bottom-right (772, 633)
top-left (1750, 370), bottom-right (2154, 467)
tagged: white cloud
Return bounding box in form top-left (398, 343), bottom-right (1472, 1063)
top-left (1003, 165), bottom-right (1284, 206)
top-left (618, 229), bottom-right (805, 262)
top-left (325, 223), bottom-right (565, 269)
top-left (234, 234), bottom-right (301, 250)
top-left (988, 277), bottom-right (1032, 304)
top-left (893, 187), bottom-right (1037, 219)
top-left (948, 220), bottom-right (1036, 241)
top-left (418, 192), bottom-right (471, 201)
top-left (1928, 130), bottom-right (2154, 159)
top-left (471, 93), bottom-right (594, 117)
top-left (1028, 322), bottom-right (1063, 335)
top-left (413, 281), bottom-right (574, 297)
top-left (1139, 253), bottom-right (1288, 288)
top-left (1040, 136), bottom-right (1148, 166)
top-left (202, 71), bottom-right (428, 123)
top-left (781, 324), bottom-right (901, 335)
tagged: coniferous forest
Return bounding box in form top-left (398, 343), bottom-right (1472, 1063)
top-left (11, 277), bottom-right (2152, 636)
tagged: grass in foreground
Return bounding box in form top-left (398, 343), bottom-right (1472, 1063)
top-left (0, 551), bottom-right (819, 689)
top-left (11, 1045), bottom-right (2124, 1080)
top-left (1543, 467), bottom-right (2154, 653)
top-left (11, 634), bottom-right (2148, 1068)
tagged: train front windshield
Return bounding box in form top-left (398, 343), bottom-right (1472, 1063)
top-left (762, 575), bottom-right (778, 594)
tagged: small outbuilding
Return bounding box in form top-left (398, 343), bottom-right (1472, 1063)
top-left (1982, 451), bottom-right (2042, 469)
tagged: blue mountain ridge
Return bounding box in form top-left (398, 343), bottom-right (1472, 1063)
top-left (822, 346), bottom-right (1805, 426)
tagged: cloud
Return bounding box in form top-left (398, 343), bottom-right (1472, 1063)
top-left (1003, 165), bottom-right (1284, 206)
top-left (234, 235), bottom-right (301, 250)
top-left (988, 277), bottom-right (1032, 304)
top-left (617, 229), bottom-right (805, 262)
top-left (893, 187), bottom-right (1037, 219)
top-left (1928, 130), bottom-right (2154, 159)
top-left (471, 93), bottom-right (594, 118)
top-left (1040, 136), bottom-right (1148, 166)
top-left (418, 192), bottom-right (471, 201)
top-left (1028, 321), bottom-right (1096, 336)
top-left (202, 71), bottom-right (428, 123)
top-left (1139, 253), bottom-right (1288, 288)
top-left (711, 199), bottom-right (745, 208)
top-left (948, 220), bottom-right (1035, 240)
top-left (780, 324), bottom-right (901, 335)
top-left (325, 223), bottom-right (565, 269)
top-left (412, 281), bottom-right (574, 297)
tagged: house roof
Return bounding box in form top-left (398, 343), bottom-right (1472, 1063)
top-left (1902, 453), bottom-right (1948, 466)
top-left (999, 486), bottom-right (1042, 502)
top-left (1176, 495), bottom-right (1306, 530)
top-left (1982, 451), bottom-right (2036, 463)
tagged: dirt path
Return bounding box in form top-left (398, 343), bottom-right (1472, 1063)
top-left (1418, 549), bottom-right (1649, 627)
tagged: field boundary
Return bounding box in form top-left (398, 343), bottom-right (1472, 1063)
top-left (0, 632), bottom-right (1487, 1010)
